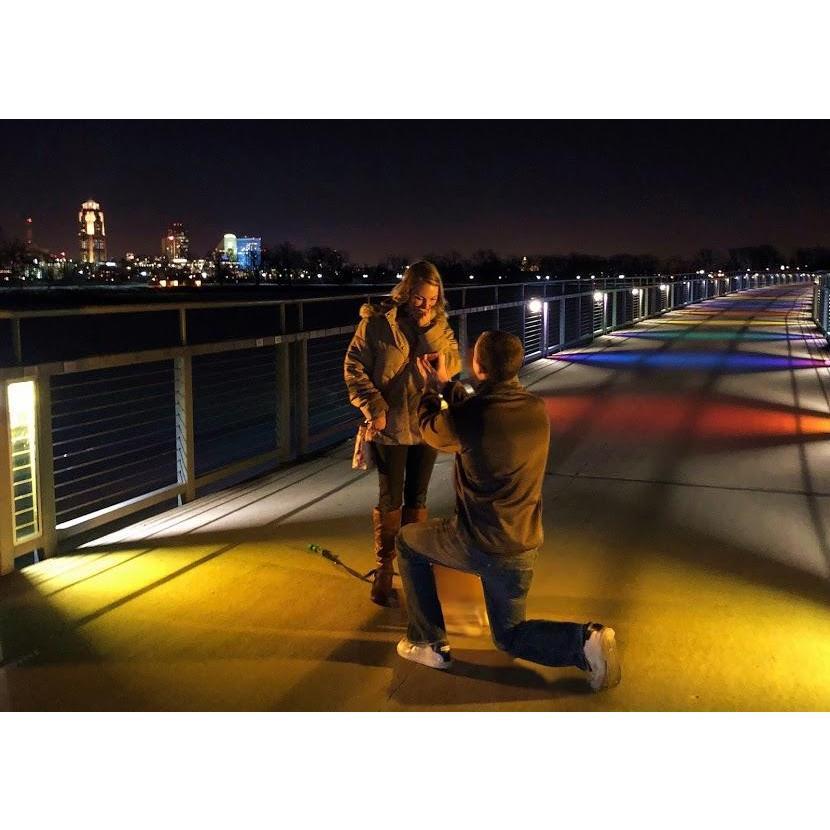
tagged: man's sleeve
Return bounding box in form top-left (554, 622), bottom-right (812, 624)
top-left (418, 381), bottom-right (467, 453)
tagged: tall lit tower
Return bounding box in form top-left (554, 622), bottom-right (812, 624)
top-left (78, 199), bottom-right (106, 263)
top-left (162, 222), bottom-right (189, 260)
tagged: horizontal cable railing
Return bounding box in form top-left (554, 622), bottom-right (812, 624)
top-left (0, 270), bottom-right (815, 573)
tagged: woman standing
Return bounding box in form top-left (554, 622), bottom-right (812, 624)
top-left (344, 260), bottom-right (461, 607)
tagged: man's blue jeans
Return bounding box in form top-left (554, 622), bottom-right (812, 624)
top-left (396, 517), bottom-right (589, 670)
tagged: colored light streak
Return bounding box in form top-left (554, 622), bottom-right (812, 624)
top-left (647, 319), bottom-right (795, 328)
top-left (549, 351), bottom-right (830, 372)
top-left (543, 393), bottom-right (830, 441)
top-left (613, 330), bottom-right (826, 343)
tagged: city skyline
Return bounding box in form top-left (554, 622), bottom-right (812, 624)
top-left (1, 121), bottom-right (829, 262)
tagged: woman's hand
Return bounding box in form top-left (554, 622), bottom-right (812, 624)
top-left (417, 353), bottom-right (450, 388)
top-left (414, 306), bottom-right (435, 329)
top-left (367, 412), bottom-right (387, 438)
top-left (419, 352), bottom-right (450, 385)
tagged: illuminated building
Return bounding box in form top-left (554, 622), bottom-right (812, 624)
top-left (237, 236), bottom-right (262, 270)
top-left (78, 199), bottom-right (107, 263)
top-left (162, 222), bottom-right (189, 260)
top-left (220, 233), bottom-right (238, 262)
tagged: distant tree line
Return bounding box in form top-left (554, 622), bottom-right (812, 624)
top-left (259, 242), bottom-right (830, 284)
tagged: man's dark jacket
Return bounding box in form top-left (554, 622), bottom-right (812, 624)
top-left (418, 377), bottom-right (550, 554)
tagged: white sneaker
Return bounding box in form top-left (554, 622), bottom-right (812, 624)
top-left (396, 638), bottom-right (454, 670)
top-left (583, 625), bottom-right (621, 691)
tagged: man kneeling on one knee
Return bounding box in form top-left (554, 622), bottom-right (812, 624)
top-left (395, 330), bottom-right (621, 691)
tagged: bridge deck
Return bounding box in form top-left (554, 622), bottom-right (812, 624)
top-left (2, 284), bottom-right (829, 710)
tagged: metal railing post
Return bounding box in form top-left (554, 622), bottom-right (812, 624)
top-left (295, 340), bottom-right (309, 455)
top-left (559, 296), bottom-right (566, 347)
top-left (521, 285), bottom-right (527, 344)
top-left (541, 301), bottom-right (549, 356)
top-left (277, 342), bottom-right (292, 462)
top-left (603, 292), bottom-right (608, 334)
top-left (36, 377), bottom-right (57, 559)
top-left (174, 356), bottom-right (196, 504)
top-left (11, 319), bottom-right (22, 365)
top-left (276, 305), bottom-right (292, 462)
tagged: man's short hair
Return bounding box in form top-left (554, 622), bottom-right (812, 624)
top-left (476, 330), bottom-right (524, 382)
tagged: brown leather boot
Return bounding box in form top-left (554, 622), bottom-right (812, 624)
top-left (402, 506), bottom-right (428, 526)
top-left (370, 507), bottom-right (402, 608)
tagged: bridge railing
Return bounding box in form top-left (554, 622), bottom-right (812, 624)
top-left (811, 272), bottom-right (830, 336)
top-left (0, 270), bottom-right (811, 573)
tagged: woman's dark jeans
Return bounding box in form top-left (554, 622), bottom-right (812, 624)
top-left (396, 516), bottom-right (589, 670)
top-left (372, 443), bottom-right (438, 511)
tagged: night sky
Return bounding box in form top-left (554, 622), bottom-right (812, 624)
top-left (1, 120), bottom-right (828, 262)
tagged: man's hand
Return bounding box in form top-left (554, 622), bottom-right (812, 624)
top-left (367, 411), bottom-right (387, 439)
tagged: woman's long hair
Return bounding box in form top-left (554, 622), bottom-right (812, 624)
top-left (390, 260), bottom-right (449, 320)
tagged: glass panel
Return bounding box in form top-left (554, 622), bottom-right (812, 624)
top-left (7, 380), bottom-right (40, 543)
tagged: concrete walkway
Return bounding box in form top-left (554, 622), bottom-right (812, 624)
top-left (2, 284), bottom-right (830, 711)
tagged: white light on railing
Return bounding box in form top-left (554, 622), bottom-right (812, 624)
top-left (528, 299), bottom-right (543, 314)
top-left (660, 284), bottom-right (668, 290)
top-left (631, 288), bottom-right (640, 296)
top-left (593, 291), bottom-right (604, 302)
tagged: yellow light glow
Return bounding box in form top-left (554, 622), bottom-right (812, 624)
top-left (7, 380), bottom-right (40, 543)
